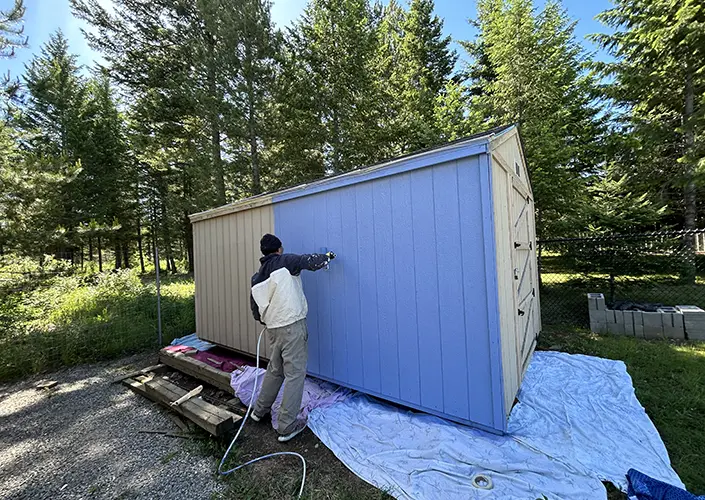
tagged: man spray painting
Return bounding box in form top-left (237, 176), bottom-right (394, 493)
top-left (249, 233), bottom-right (336, 442)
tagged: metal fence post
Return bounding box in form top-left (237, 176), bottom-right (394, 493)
top-left (155, 245), bottom-right (163, 346)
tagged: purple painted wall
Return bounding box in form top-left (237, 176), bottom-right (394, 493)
top-left (273, 153), bottom-right (505, 432)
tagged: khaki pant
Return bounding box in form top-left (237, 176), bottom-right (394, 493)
top-left (253, 318), bottom-right (308, 435)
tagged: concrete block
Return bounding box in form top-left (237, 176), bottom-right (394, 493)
top-left (589, 309), bottom-right (607, 324)
top-left (632, 311), bottom-right (644, 338)
top-left (672, 312), bottom-right (685, 340)
top-left (622, 310), bottom-right (635, 336)
top-left (660, 312), bottom-right (685, 340)
top-left (642, 312), bottom-right (663, 339)
top-left (608, 310), bottom-right (624, 334)
top-left (607, 321), bottom-right (624, 334)
top-left (676, 306), bottom-right (705, 341)
top-left (633, 323), bottom-right (645, 338)
top-left (676, 305), bottom-right (705, 313)
top-left (605, 310), bottom-right (617, 324)
top-left (590, 322), bottom-right (608, 334)
top-left (587, 293), bottom-right (606, 311)
top-left (684, 320), bottom-right (705, 341)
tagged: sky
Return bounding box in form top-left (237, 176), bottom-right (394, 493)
top-left (2, 0), bottom-right (613, 82)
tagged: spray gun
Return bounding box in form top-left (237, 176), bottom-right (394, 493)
top-left (321, 248), bottom-right (337, 270)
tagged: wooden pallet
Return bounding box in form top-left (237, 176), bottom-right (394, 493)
top-left (158, 348), bottom-right (234, 393)
top-left (123, 373), bottom-right (240, 436)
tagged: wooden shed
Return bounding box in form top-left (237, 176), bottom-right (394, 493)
top-left (189, 125), bottom-right (540, 433)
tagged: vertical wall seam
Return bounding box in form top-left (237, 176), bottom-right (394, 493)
top-left (219, 218), bottom-right (226, 346)
top-left (431, 167), bottom-right (446, 413)
top-left (456, 161), bottom-right (471, 420)
top-left (206, 220), bottom-right (213, 344)
top-left (318, 196), bottom-right (325, 375)
top-left (235, 215), bottom-right (242, 351)
top-left (389, 178), bottom-right (401, 398)
top-left (409, 173), bottom-right (422, 404)
top-left (354, 187), bottom-right (364, 387)
top-left (225, 217), bottom-right (232, 348)
top-left (327, 194), bottom-right (334, 379)
top-left (372, 185), bottom-right (382, 392)
top-left (340, 192), bottom-right (348, 380)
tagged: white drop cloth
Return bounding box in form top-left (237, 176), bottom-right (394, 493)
top-left (308, 393), bottom-right (606, 499)
top-left (508, 351), bottom-right (684, 491)
top-left (231, 351), bottom-right (683, 499)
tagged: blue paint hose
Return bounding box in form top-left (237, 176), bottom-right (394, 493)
top-left (217, 327), bottom-right (307, 498)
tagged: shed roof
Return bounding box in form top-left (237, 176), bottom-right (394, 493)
top-left (190, 124), bottom-right (514, 223)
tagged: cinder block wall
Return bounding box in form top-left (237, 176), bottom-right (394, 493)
top-left (587, 293), bottom-right (705, 341)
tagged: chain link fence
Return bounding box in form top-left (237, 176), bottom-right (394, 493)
top-left (538, 230), bottom-right (705, 327)
top-left (0, 254), bottom-right (195, 381)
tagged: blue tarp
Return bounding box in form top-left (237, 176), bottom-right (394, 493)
top-left (627, 469), bottom-right (704, 500)
top-left (169, 333), bottom-right (214, 351)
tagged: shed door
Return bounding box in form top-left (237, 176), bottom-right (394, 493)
top-left (511, 178), bottom-right (537, 368)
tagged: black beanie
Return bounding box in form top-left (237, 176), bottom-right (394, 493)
top-left (260, 233), bottom-right (282, 255)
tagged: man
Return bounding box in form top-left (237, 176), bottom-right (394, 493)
top-left (249, 233), bottom-right (336, 442)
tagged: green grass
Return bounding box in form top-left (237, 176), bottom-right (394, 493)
top-left (0, 255), bottom-right (196, 381)
top-left (539, 326), bottom-right (705, 495)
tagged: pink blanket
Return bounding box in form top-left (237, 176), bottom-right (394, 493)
top-left (230, 366), bottom-right (352, 429)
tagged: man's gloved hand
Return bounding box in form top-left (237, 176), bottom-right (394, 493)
top-left (326, 251), bottom-right (337, 260)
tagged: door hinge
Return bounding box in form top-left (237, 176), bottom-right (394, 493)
top-left (514, 242), bottom-right (521, 248)
top-left (514, 268), bottom-right (519, 280)
top-left (532, 288), bottom-right (535, 297)
top-left (529, 241), bottom-right (533, 250)
top-left (518, 309), bottom-right (525, 316)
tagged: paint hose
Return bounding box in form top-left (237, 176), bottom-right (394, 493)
top-left (217, 327), bottom-right (307, 498)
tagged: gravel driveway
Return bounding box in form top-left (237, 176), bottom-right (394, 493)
top-left (0, 354), bottom-right (225, 500)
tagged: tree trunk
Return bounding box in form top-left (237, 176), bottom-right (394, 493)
top-left (184, 212), bottom-right (194, 273)
top-left (88, 236), bottom-right (93, 262)
top-left (123, 240), bottom-right (130, 269)
top-left (80, 245), bottom-right (84, 269)
top-left (682, 66), bottom-right (697, 283)
top-left (245, 40), bottom-right (262, 194)
top-left (115, 240), bottom-right (122, 269)
top-left (98, 235), bottom-right (103, 273)
top-left (137, 219), bottom-right (145, 273)
top-left (164, 228), bottom-right (174, 274)
top-left (207, 39), bottom-right (226, 205)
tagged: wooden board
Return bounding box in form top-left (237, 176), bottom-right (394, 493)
top-left (112, 363), bottom-right (169, 384)
top-left (123, 375), bottom-right (240, 436)
top-left (159, 349), bottom-right (234, 393)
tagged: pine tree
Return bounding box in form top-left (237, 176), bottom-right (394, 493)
top-left (80, 72), bottom-right (134, 268)
top-left (373, 0), bottom-right (407, 157)
top-left (397, 0), bottom-right (456, 151)
top-left (466, 0), bottom-right (605, 238)
top-left (19, 31), bottom-right (87, 258)
top-left (71, 0), bottom-right (227, 206)
top-left (22, 31), bottom-right (85, 160)
top-left (0, 0), bottom-right (26, 59)
top-left (0, 0), bottom-right (27, 106)
top-left (593, 0), bottom-right (705, 235)
top-left (281, 0), bottom-right (382, 176)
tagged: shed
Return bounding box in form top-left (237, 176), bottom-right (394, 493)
top-left (189, 125), bottom-right (540, 433)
